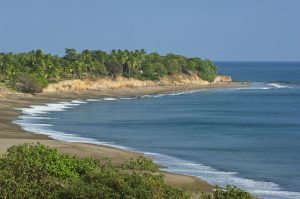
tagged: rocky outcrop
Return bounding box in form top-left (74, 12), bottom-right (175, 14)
top-left (213, 75), bottom-right (232, 83)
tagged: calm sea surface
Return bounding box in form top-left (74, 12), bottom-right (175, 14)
top-left (16, 62), bottom-right (300, 199)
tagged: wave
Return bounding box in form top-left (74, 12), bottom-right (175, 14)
top-left (144, 152), bottom-right (300, 199)
top-left (13, 90), bottom-right (300, 199)
top-left (72, 100), bottom-right (87, 104)
top-left (233, 82), bottom-right (296, 91)
top-left (267, 83), bottom-right (291, 88)
top-left (103, 97), bottom-right (118, 101)
top-left (120, 97), bottom-right (136, 100)
top-left (86, 99), bottom-right (101, 102)
top-left (138, 90), bottom-right (203, 99)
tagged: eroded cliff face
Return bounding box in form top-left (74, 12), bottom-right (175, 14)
top-left (213, 75), bottom-right (232, 83)
top-left (0, 75), bottom-right (232, 97)
top-left (43, 74), bottom-right (210, 93)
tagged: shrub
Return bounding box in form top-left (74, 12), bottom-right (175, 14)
top-left (122, 156), bottom-right (159, 172)
top-left (153, 62), bottom-right (167, 77)
top-left (142, 64), bottom-right (159, 80)
top-left (93, 62), bottom-right (108, 76)
top-left (197, 60), bottom-right (218, 82)
top-left (165, 59), bottom-right (182, 75)
top-left (200, 185), bottom-right (255, 199)
top-left (0, 144), bottom-right (187, 199)
top-left (15, 73), bottom-right (47, 93)
top-left (105, 61), bottom-right (123, 76)
top-left (142, 63), bottom-right (167, 80)
top-left (35, 74), bottom-right (49, 87)
top-left (0, 143), bottom-right (98, 198)
top-left (182, 60), bottom-right (196, 74)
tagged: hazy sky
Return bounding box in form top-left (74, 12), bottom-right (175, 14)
top-left (1, 0), bottom-right (299, 61)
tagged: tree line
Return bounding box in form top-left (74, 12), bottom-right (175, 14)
top-left (0, 49), bottom-right (218, 93)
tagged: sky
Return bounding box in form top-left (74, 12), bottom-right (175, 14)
top-left (0, 0), bottom-right (299, 61)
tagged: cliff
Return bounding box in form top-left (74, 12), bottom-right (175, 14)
top-left (43, 74), bottom-right (211, 93)
top-left (0, 75), bottom-right (232, 97)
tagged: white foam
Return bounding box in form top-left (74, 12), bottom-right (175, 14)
top-left (153, 94), bottom-right (165, 98)
top-left (19, 116), bottom-right (52, 120)
top-left (120, 97), bottom-right (136, 100)
top-left (267, 83), bottom-right (291, 89)
top-left (139, 90), bottom-right (201, 99)
top-left (103, 97), bottom-right (117, 101)
top-left (140, 95), bottom-right (152, 98)
top-left (86, 99), bottom-right (101, 102)
top-left (143, 152), bottom-right (300, 199)
top-left (235, 82), bottom-right (293, 91)
top-left (72, 100), bottom-right (87, 104)
top-left (168, 91), bottom-right (195, 96)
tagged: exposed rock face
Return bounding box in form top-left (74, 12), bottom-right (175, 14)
top-left (43, 74), bottom-right (210, 93)
top-left (213, 75), bottom-right (232, 83)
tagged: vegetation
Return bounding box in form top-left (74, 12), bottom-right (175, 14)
top-left (200, 186), bottom-right (255, 199)
top-left (0, 143), bottom-right (256, 199)
top-left (0, 49), bottom-right (218, 93)
top-left (0, 143), bottom-right (187, 199)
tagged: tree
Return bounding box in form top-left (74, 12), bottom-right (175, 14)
top-left (93, 62), bottom-right (107, 76)
top-left (15, 73), bottom-right (45, 93)
top-left (81, 49), bottom-right (93, 74)
top-left (91, 50), bottom-right (107, 63)
top-left (142, 62), bottom-right (167, 80)
top-left (74, 61), bottom-right (84, 78)
top-left (165, 58), bottom-right (181, 75)
top-left (105, 61), bottom-right (122, 77)
top-left (64, 48), bottom-right (78, 62)
top-left (182, 59), bottom-right (196, 74)
top-left (197, 60), bottom-right (218, 82)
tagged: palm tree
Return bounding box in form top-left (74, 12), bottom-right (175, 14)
top-left (7, 65), bottom-right (17, 88)
top-left (126, 51), bottom-right (144, 76)
top-left (81, 50), bottom-right (92, 75)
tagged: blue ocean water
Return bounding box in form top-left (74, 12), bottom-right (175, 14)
top-left (15, 62), bottom-right (300, 199)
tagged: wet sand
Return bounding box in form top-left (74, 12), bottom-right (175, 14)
top-left (0, 82), bottom-right (248, 194)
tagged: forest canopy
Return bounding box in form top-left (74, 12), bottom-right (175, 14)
top-left (0, 49), bottom-right (218, 93)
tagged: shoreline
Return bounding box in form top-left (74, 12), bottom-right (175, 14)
top-left (0, 81), bottom-right (248, 194)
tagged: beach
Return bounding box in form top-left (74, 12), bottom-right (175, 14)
top-left (0, 81), bottom-right (248, 195)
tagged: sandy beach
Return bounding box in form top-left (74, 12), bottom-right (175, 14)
top-left (0, 81), bottom-right (248, 194)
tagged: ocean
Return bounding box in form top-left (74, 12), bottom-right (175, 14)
top-left (15, 62), bottom-right (300, 199)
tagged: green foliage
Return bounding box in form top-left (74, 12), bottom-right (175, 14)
top-left (0, 143), bottom-right (97, 198)
top-left (201, 185), bottom-right (255, 199)
top-left (197, 60), bottom-right (218, 82)
top-left (15, 73), bottom-right (46, 93)
top-left (105, 60), bottom-right (123, 76)
top-left (165, 58), bottom-right (182, 75)
top-left (142, 64), bottom-right (159, 80)
top-left (142, 62), bottom-right (168, 80)
top-left (122, 156), bottom-right (159, 172)
top-left (0, 49), bottom-right (220, 92)
top-left (93, 62), bottom-right (108, 76)
top-left (182, 59), bottom-right (196, 74)
top-left (0, 143), bottom-right (188, 199)
top-left (34, 73), bottom-right (49, 87)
